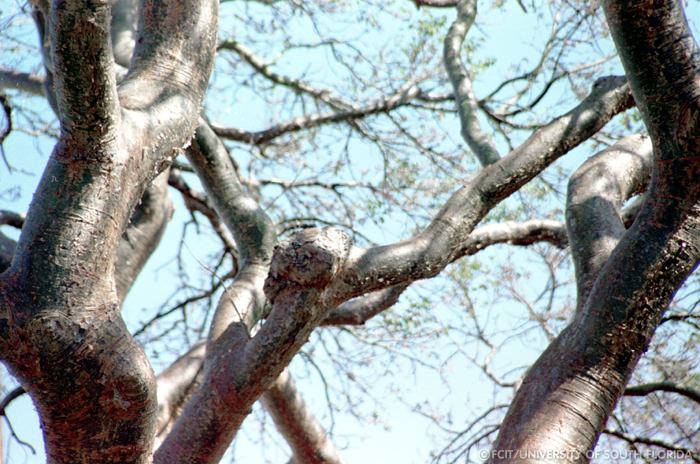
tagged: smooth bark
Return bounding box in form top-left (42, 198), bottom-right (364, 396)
top-left (489, 2), bottom-right (700, 462)
top-left (0, 1), bottom-right (217, 461)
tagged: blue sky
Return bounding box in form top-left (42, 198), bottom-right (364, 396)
top-left (1, 0), bottom-right (699, 462)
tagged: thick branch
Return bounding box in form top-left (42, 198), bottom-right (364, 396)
top-left (330, 76), bottom-right (632, 304)
top-left (156, 228), bottom-right (351, 464)
top-left (118, 0), bottom-right (218, 161)
top-left (604, 1), bottom-right (700, 151)
top-left (155, 342), bottom-right (206, 443)
top-left (444, 0), bottom-right (500, 166)
top-left (489, 3), bottom-right (700, 461)
top-left (50, 0), bottom-right (119, 140)
top-left (322, 219), bottom-right (566, 326)
top-left (566, 134), bottom-right (652, 305)
top-left (115, 170), bottom-right (174, 304)
top-left (185, 120), bottom-right (276, 344)
top-left (263, 370), bottom-right (344, 464)
top-left (0, 1), bottom-right (219, 462)
top-left (161, 120), bottom-right (344, 462)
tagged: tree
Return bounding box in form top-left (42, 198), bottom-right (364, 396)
top-left (0, 0), bottom-right (698, 463)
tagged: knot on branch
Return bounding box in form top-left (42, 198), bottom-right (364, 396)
top-left (264, 228), bottom-right (351, 302)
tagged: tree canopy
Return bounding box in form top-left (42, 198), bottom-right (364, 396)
top-left (0, 0), bottom-right (699, 463)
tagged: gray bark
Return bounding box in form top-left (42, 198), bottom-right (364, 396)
top-left (489, 2), bottom-right (700, 461)
top-left (0, 0), bottom-right (218, 462)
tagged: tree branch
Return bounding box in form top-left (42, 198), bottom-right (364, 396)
top-left (413, 0), bottom-right (459, 7)
top-left (0, 1), bottom-right (219, 462)
top-left (321, 284), bottom-right (409, 326)
top-left (457, 219), bottom-right (567, 256)
top-left (489, 3), bottom-right (700, 461)
top-left (118, 0), bottom-right (218, 162)
top-left (0, 211), bottom-right (24, 229)
top-left (212, 82), bottom-right (421, 145)
top-left (115, 170), bottom-right (174, 304)
top-left (263, 370), bottom-right (345, 464)
top-left (322, 218), bottom-right (566, 326)
top-left (155, 342), bottom-right (206, 444)
top-left (167, 169), bottom-right (238, 253)
top-left (185, 120), bottom-right (276, 345)
top-left (0, 386), bottom-right (24, 417)
top-left (566, 134), bottom-right (652, 306)
top-left (159, 119), bottom-right (345, 463)
top-left (329, 76), bottom-right (632, 303)
top-left (0, 70), bottom-right (44, 96)
top-left (50, 0), bottom-right (119, 140)
top-left (444, 0), bottom-right (500, 166)
top-left (156, 229), bottom-right (351, 464)
top-left (624, 381), bottom-right (700, 404)
top-left (218, 39), bottom-right (351, 111)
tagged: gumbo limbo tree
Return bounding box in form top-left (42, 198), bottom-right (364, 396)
top-left (0, 0), bottom-right (699, 462)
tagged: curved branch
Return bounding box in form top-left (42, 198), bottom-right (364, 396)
top-left (115, 170), bottom-right (174, 304)
top-left (0, 387), bottom-right (25, 417)
top-left (457, 219), bottom-right (567, 256)
top-left (161, 120), bottom-right (344, 463)
top-left (218, 40), bottom-right (351, 111)
top-left (322, 218), bottom-right (565, 326)
top-left (444, 0), bottom-right (500, 166)
top-left (624, 381), bottom-right (700, 404)
top-left (118, 0), bottom-right (218, 162)
top-left (489, 3), bottom-right (700, 461)
top-left (185, 120), bottom-right (276, 344)
top-left (156, 229), bottom-right (351, 464)
top-left (604, 1), bottom-right (700, 145)
top-left (330, 76), bottom-right (632, 304)
top-left (0, 211), bottom-right (24, 229)
top-left (212, 82), bottom-right (421, 145)
top-left (321, 284), bottom-right (408, 326)
top-left (566, 134), bottom-right (653, 305)
top-left (0, 1), bottom-right (219, 462)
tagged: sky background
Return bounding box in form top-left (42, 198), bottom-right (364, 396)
top-left (1, 0), bottom-right (699, 462)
